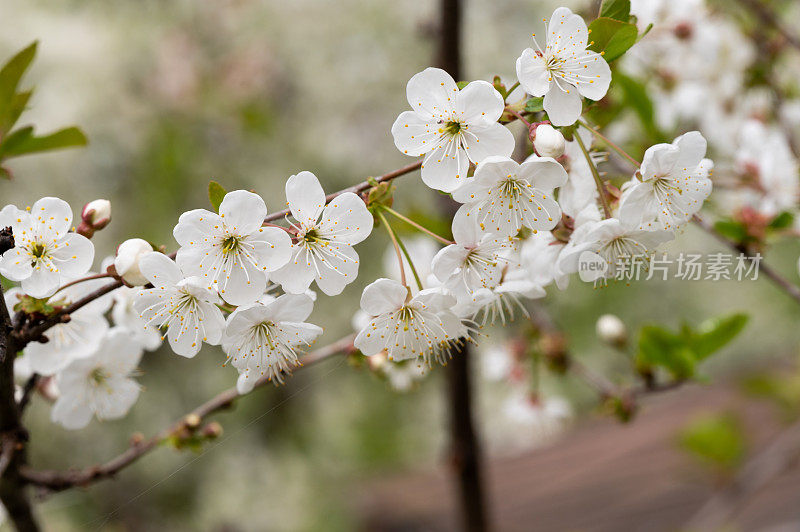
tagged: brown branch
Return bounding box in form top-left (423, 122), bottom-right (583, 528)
top-left (263, 160), bottom-right (422, 223)
top-left (684, 416), bottom-right (800, 530)
top-left (19, 334), bottom-right (355, 492)
top-left (738, 0), bottom-right (800, 51)
top-left (692, 215), bottom-right (800, 306)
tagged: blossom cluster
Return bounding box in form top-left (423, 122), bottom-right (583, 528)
top-left (0, 5), bottom-right (723, 432)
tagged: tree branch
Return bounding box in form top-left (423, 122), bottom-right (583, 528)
top-left (19, 334), bottom-right (355, 492)
top-left (737, 0), bottom-right (800, 51)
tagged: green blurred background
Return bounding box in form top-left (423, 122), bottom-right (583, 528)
top-left (2, 0), bottom-right (800, 530)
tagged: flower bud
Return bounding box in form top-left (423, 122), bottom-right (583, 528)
top-left (114, 238), bottom-right (154, 286)
top-left (77, 199), bottom-right (112, 238)
top-left (533, 124), bottom-right (566, 158)
top-left (596, 314), bottom-right (627, 347)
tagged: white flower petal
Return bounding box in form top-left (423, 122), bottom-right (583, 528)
top-left (456, 80), bottom-right (505, 123)
top-left (286, 171), bottom-right (325, 226)
top-left (406, 67), bottom-right (458, 120)
top-left (516, 48), bottom-right (551, 96)
top-left (543, 84), bottom-right (582, 127)
top-left (360, 278), bottom-right (407, 316)
top-left (391, 111), bottom-right (438, 157)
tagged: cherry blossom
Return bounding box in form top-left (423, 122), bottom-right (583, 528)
top-left (516, 7), bottom-right (611, 126)
top-left (618, 131), bottom-right (713, 230)
top-left (0, 198), bottom-right (94, 298)
top-left (114, 238), bottom-right (154, 286)
top-left (51, 328), bottom-right (143, 430)
top-left (174, 190), bottom-right (292, 306)
top-left (133, 251), bottom-right (226, 357)
top-left (391, 67), bottom-right (514, 192)
top-left (112, 287), bottom-right (163, 351)
top-left (354, 278), bottom-right (465, 365)
top-left (271, 171), bottom-right (372, 296)
top-left (452, 155), bottom-right (567, 236)
top-left (222, 293), bottom-right (323, 393)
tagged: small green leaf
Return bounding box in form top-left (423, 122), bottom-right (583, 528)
top-left (456, 81), bottom-right (469, 90)
top-left (638, 22), bottom-right (654, 41)
top-left (599, 0), bottom-right (630, 22)
top-left (714, 219), bottom-right (748, 243)
top-left (679, 413), bottom-right (746, 474)
top-left (0, 126), bottom-right (87, 158)
top-left (637, 325), bottom-right (696, 379)
top-left (524, 97), bottom-right (544, 113)
top-left (0, 42), bottom-right (37, 121)
top-left (208, 181), bottom-right (227, 211)
top-left (588, 17), bottom-right (638, 62)
top-left (1, 89), bottom-right (33, 135)
top-left (768, 211), bottom-right (794, 230)
top-left (690, 313), bottom-right (748, 361)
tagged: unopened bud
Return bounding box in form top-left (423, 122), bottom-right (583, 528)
top-left (114, 239), bottom-right (154, 286)
top-left (202, 421), bottom-right (223, 439)
top-left (596, 314), bottom-right (627, 347)
top-left (77, 199), bottom-right (111, 238)
top-left (533, 124), bottom-right (566, 158)
top-left (184, 413), bottom-right (202, 429)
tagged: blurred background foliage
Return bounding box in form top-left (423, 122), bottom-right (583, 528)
top-left (2, 0), bottom-right (800, 530)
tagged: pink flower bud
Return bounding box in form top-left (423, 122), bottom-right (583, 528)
top-left (77, 199), bottom-right (111, 238)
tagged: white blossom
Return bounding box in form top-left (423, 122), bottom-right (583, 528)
top-left (174, 190), bottom-right (292, 306)
top-left (51, 328), bottom-right (143, 430)
top-left (114, 238), bottom-right (153, 286)
top-left (133, 252), bottom-right (225, 358)
top-left (533, 124), bottom-right (566, 158)
top-left (453, 155), bottom-right (567, 237)
top-left (618, 131), bottom-right (713, 230)
top-left (516, 7), bottom-right (611, 126)
top-left (222, 293), bottom-right (323, 393)
top-left (596, 314), bottom-right (627, 345)
top-left (354, 278), bottom-right (465, 365)
top-left (112, 286), bottom-right (162, 351)
top-left (391, 67), bottom-right (514, 192)
top-left (271, 172), bottom-right (372, 296)
top-left (0, 198), bottom-right (94, 298)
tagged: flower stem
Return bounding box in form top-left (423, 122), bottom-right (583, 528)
top-left (504, 81), bottom-right (520, 102)
top-left (52, 273), bottom-right (113, 295)
top-left (381, 206), bottom-right (455, 245)
top-left (574, 131), bottom-right (612, 219)
top-left (377, 210), bottom-right (408, 288)
top-left (578, 119), bottom-right (641, 168)
top-left (395, 234), bottom-right (424, 291)
top-left (505, 107), bottom-right (531, 127)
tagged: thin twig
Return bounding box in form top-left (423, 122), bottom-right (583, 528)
top-left (51, 273), bottom-right (113, 296)
top-left (20, 334), bottom-right (355, 492)
top-left (381, 205), bottom-right (455, 245)
top-left (578, 119), bottom-right (641, 168)
top-left (574, 131), bottom-right (612, 218)
top-left (377, 211), bottom-right (408, 288)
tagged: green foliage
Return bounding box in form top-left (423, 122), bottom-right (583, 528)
top-left (456, 80), bottom-right (469, 90)
top-left (636, 313), bottom-right (749, 379)
top-left (598, 0), bottom-right (630, 22)
top-left (587, 17), bottom-right (638, 62)
top-left (524, 97), bottom-right (544, 113)
top-left (768, 211), bottom-right (794, 230)
top-left (0, 42), bottom-right (88, 174)
top-left (366, 178), bottom-right (396, 221)
top-left (679, 413), bottom-right (746, 474)
top-left (714, 219), bottom-right (749, 243)
top-left (208, 180), bottom-right (227, 211)
top-left (13, 294), bottom-right (68, 316)
top-left (613, 72), bottom-right (664, 142)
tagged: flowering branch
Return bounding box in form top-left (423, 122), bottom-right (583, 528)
top-left (19, 334), bottom-right (355, 492)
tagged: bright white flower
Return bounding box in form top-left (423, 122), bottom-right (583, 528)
top-left (391, 67), bottom-right (515, 192)
top-left (618, 131), bottom-right (713, 230)
top-left (516, 7), bottom-right (611, 126)
top-left (271, 172), bottom-right (372, 296)
top-left (114, 238), bottom-right (153, 286)
top-left (174, 190), bottom-right (292, 306)
top-left (112, 287), bottom-right (162, 351)
top-left (432, 209), bottom-right (514, 301)
top-left (222, 293), bottom-right (323, 393)
top-left (51, 328), bottom-right (143, 430)
top-left (7, 280), bottom-right (113, 376)
top-left (559, 218), bottom-right (673, 278)
top-left (453, 155), bottom-right (567, 236)
top-left (133, 252), bottom-right (226, 358)
top-left (354, 278), bottom-right (465, 365)
top-left (533, 124), bottom-right (566, 158)
top-left (0, 198), bottom-right (94, 298)
top-left (596, 314), bottom-right (627, 345)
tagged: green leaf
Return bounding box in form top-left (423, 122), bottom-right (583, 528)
top-left (456, 81), bottom-right (469, 90)
top-left (1, 89), bottom-right (33, 135)
top-left (637, 325), bottom-right (696, 379)
top-left (208, 181), bottom-right (227, 211)
top-left (689, 313), bottom-right (748, 361)
top-left (599, 0), bottom-right (630, 22)
top-left (524, 97), bottom-right (544, 113)
top-left (0, 42), bottom-right (37, 121)
top-left (639, 23), bottom-right (654, 41)
top-left (714, 219), bottom-right (748, 243)
top-left (679, 413), bottom-right (746, 473)
top-left (768, 211), bottom-right (794, 230)
top-left (0, 126), bottom-right (87, 158)
top-left (588, 17), bottom-right (638, 62)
